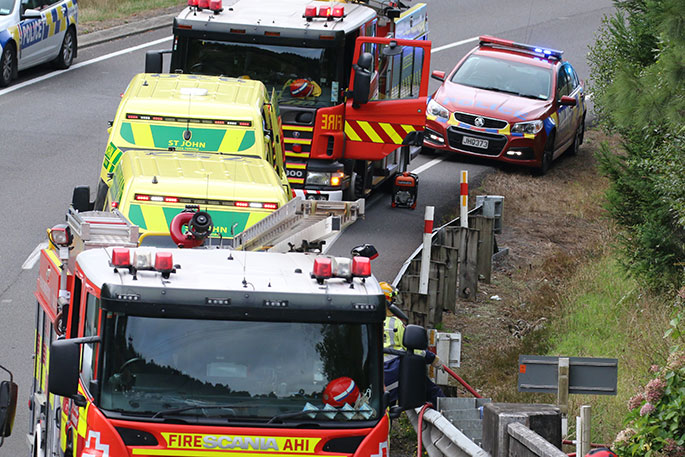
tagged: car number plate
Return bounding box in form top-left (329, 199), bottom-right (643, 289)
top-left (462, 136), bottom-right (488, 149)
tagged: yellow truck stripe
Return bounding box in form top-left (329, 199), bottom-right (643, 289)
top-left (282, 125), bottom-right (313, 132)
top-left (218, 130), bottom-right (246, 152)
top-left (402, 124), bottom-right (416, 134)
top-left (131, 124), bottom-right (154, 146)
top-left (379, 122), bottom-right (403, 144)
top-left (344, 122), bottom-right (361, 142)
top-left (283, 138), bottom-right (312, 145)
top-left (141, 205), bottom-right (169, 232)
top-left (357, 121), bottom-right (383, 143)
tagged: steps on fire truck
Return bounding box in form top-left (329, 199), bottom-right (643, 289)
top-left (228, 197), bottom-right (365, 252)
top-left (436, 397), bottom-right (492, 446)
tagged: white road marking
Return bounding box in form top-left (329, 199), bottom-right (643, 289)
top-left (0, 36), bottom-right (172, 97)
top-left (431, 36), bottom-right (479, 54)
top-left (22, 241), bottom-right (48, 270)
top-left (411, 157), bottom-right (444, 175)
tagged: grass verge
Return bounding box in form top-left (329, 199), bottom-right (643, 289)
top-left (77, 0), bottom-right (185, 31)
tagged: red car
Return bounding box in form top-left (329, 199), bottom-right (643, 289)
top-left (424, 36), bottom-right (586, 173)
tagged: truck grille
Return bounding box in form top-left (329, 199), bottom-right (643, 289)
top-left (446, 127), bottom-right (507, 156)
top-left (453, 112), bottom-right (508, 129)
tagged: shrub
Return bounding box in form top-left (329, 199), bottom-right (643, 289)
top-left (612, 300), bottom-right (685, 456)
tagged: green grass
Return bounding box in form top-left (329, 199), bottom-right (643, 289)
top-left (77, 0), bottom-right (186, 25)
top-left (546, 254), bottom-right (673, 445)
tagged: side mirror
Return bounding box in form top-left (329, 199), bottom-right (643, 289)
top-left (402, 130), bottom-right (424, 147)
top-left (431, 70), bottom-right (446, 82)
top-left (351, 244), bottom-right (378, 259)
top-left (48, 339), bottom-right (81, 398)
top-left (351, 52), bottom-right (373, 107)
top-left (144, 50), bottom-right (164, 73)
top-left (559, 95), bottom-right (577, 106)
top-left (382, 40), bottom-right (404, 57)
top-left (0, 365), bottom-right (18, 446)
top-left (72, 186), bottom-right (94, 212)
top-left (397, 353), bottom-right (427, 410)
top-left (20, 8), bottom-right (41, 20)
top-left (403, 324), bottom-right (428, 351)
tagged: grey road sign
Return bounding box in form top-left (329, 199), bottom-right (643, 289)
top-left (518, 355), bottom-right (618, 396)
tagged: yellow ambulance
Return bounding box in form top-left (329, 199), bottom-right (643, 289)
top-left (104, 149), bottom-right (289, 244)
top-left (96, 73), bottom-right (289, 208)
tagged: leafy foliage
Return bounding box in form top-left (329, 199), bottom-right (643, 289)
top-left (588, 0), bottom-right (685, 292)
top-left (612, 298), bottom-right (685, 456)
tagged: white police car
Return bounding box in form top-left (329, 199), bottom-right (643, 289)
top-left (0, 0), bottom-right (77, 87)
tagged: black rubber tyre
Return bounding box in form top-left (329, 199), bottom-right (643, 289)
top-left (54, 28), bottom-right (76, 69)
top-left (536, 133), bottom-right (555, 175)
top-left (567, 121), bottom-right (584, 156)
top-left (0, 44), bottom-right (16, 87)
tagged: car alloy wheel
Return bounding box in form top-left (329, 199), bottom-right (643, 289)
top-left (0, 46), bottom-right (15, 87)
top-left (55, 29), bottom-right (75, 69)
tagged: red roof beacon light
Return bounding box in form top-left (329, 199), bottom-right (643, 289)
top-left (304, 6), bottom-right (317, 21)
top-left (198, 0), bottom-right (209, 8)
top-left (111, 248), bottom-right (132, 268)
top-left (352, 256), bottom-right (371, 278)
top-left (188, 0), bottom-right (199, 6)
top-left (155, 252), bottom-right (175, 278)
top-left (209, 0), bottom-right (223, 13)
top-left (332, 6), bottom-right (344, 18)
top-left (318, 6), bottom-right (332, 19)
top-left (313, 257), bottom-right (333, 284)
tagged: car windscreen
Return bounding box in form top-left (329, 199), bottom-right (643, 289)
top-left (451, 54), bottom-right (552, 100)
top-left (0, 0), bottom-right (14, 15)
top-left (183, 39), bottom-right (340, 108)
top-left (99, 314), bottom-right (382, 424)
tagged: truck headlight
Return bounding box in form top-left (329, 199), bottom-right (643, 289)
top-left (306, 171), bottom-right (344, 187)
top-left (427, 99), bottom-right (450, 119)
top-left (511, 120), bottom-right (543, 134)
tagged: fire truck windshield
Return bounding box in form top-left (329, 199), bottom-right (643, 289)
top-left (182, 39), bottom-right (339, 108)
top-left (99, 314), bottom-right (382, 424)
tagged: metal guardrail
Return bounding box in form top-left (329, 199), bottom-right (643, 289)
top-left (406, 407), bottom-right (491, 457)
top-left (391, 204), bottom-right (483, 287)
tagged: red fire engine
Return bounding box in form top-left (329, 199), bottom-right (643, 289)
top-left (146, 0), bottom-right (431, 201)
top-left (29, 199), bottom-right (430, 457)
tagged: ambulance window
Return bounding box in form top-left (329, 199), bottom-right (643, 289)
top-left (81, 293), bottom-right (101, 386)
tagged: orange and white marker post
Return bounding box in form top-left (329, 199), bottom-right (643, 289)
top-left (460, 170), bottom-right (468, 228)
top-left (419, 205), bottom-right (434, 295)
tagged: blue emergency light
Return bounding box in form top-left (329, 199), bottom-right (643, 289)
top-left (480, 36), bottom-right (563, 60)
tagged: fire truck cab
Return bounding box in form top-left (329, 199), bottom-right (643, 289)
top-left (30, 207), bottom-right (429, 457)
top-left (147, 0), bottom-right (431, 201)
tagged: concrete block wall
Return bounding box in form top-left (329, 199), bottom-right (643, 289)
top-left (482, 404), bottom-right (561, 457)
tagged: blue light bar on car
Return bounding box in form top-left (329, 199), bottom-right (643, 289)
top-left (479, 35), bottom-right (563, 60)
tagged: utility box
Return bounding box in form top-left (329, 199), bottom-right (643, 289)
top-left (476, 195), bottom-right (504, 234)
top-left (428, 330), bottom-right (461, 385)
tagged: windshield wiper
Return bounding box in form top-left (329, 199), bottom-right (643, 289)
top-left (267, 410), bottom-right (328, 424)
top-left (472, 85), bottom-right (521, 96)
top-left (152, 403), bottom-right (250, 419)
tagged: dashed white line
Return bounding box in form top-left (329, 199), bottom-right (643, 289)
top-left (0, 36), bottom-right (172, 97)
top-left (411, 157), bottom-right (444, 175)
top-left (22, 241), bottom-right (48, 270)
top-left (431, 36), bottom-right (479, 54)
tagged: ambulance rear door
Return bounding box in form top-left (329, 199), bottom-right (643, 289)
top-left (343, 37), bottom-right (431, 161)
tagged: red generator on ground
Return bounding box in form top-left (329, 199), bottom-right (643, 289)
top-left (392, 172), bottom-right (419, 209)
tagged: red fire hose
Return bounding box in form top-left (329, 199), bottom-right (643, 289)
top-left (417, 402), bottom-right (433, 457)
top-left (441, 364), bottom-right (482, 399)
